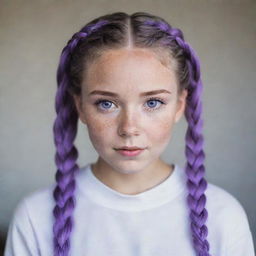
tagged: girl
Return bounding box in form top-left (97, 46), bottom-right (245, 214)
top-left (4, 11), bottom-right (254, 256)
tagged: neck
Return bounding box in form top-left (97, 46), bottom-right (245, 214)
top-left (91, 158), bottom-right (174, 195)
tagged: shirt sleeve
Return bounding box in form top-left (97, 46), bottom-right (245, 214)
top-left (4, 198), bottom-right (40, 256)
top-left (224, 197), bottom-right (255, 256)
top-left (226, 230), bottom-right (255, 256)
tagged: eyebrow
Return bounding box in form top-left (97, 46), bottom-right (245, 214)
top-left (88, 89), bottom-right (171, 97)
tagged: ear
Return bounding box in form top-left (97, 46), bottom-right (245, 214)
top-left (73, 94), bottom-right (87, 125)
top-left (174, 89), bottom-right (188, 123)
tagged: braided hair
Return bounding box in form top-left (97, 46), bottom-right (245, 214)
top-left (53, 11), bottom-right (211, 256)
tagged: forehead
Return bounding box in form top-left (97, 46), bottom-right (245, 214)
top-left (83, 48), bottom-right (178, 93)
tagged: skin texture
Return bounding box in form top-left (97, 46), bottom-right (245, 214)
top-left (73, 48), bottom-right (187, 195)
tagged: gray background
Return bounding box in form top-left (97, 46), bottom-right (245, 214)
top-left (0, 0), bottom-right (255, 254)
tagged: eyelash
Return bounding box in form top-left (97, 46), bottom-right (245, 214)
top-left (94, 97), bottom-right (167, 112)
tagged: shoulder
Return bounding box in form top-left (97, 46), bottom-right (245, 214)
top-left (205, 182), bottom-right (252, 246)
top-left (206, 182), bottom-right (248, 224)
top-left (12, 184), bottom-right (55, 225)
top-left (4, 185), bottom-right (57, 255)
top-left (25, 184), bottom-right (55, 209)
top-left (206, 182), bottom-right (243, 207)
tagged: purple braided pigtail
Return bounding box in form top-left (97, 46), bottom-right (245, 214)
top-left (145, 20), bottom-right (211, 256)
top-left (177, 38), bottom-right (211, 256)
top-left (52, 20), bottom-right (109, 256)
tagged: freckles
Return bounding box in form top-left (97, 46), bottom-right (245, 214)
top-left (86, 120), bottom-right (109, 150)
top-left (151, 119), bottom-right (172, 143)
top-left (90, 120), bottom-right (105, 133)
top-left (87, 116), bottom-right (113, 137)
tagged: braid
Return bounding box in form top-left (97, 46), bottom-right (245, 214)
top-left (145, 20), bottom-right (211, 256)
top-left (176, 37), bottom-right (211, 256)
top-left (52, 20), bottom-right (109, 256)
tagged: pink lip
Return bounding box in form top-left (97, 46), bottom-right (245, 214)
top-left (116, 149), bottom-right (144, 157)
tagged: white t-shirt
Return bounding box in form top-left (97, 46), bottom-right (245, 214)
top-left (4, 163), bottom-right (255, 256)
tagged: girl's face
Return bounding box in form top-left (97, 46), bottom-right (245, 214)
top-left (73, 48), bottom-right (187, 176)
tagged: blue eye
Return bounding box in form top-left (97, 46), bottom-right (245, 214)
top-left (98, 100), bottom-right (112, 109)
top-left (146, 97), bottom-right (166, 111)
top-left (93, 99), bottom-right (114, 112)
top-left (147, 99), bottom-right (160, 108)
top-left (94, 97), bottom-right (166, 112)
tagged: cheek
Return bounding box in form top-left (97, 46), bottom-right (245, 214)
top-left (85, 113), bottom-right (113, 146)
top-left (147, 108), bottom-right (176, 145)
top-left (150, 119), bottom-right (173, 144)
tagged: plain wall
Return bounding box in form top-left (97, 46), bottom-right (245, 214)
top-left (0, 0), bottom-right (255, 254)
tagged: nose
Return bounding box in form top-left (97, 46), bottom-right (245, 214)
top-left (117, 108), bottom-right (140, 137)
